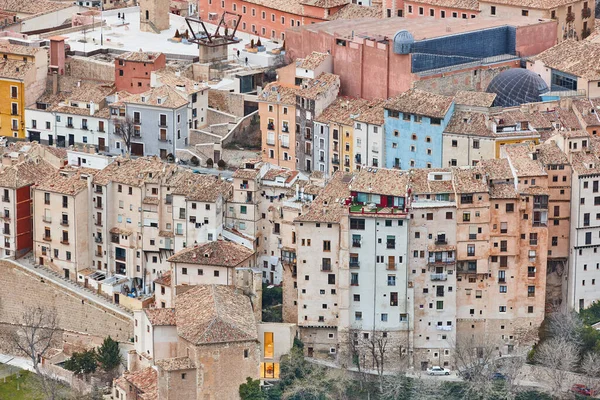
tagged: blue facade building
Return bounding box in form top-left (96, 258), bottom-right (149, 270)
top-left (384, 89), bottom-right (454, 169)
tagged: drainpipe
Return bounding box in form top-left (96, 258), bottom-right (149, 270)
top-left (372, 218), bottom-right (377, 332)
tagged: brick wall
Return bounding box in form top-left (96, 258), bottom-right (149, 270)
top-left (0, 261), bottom-right (133, 347)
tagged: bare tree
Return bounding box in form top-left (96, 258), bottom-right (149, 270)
top-left (452, 334), bottom-right (499, 398)
top-left (581, 351), bottom-right (600, 394)
top-left (113, 116), bottom-right (136, 156)
top-left (11, 306), bottom-right (62, 399)
top-left (534, 337), bottom-right (579, 396)
top-left (546, 308), bottom-right (583, 347)
top-left (494, 353), bottom-right (527, 400)
top-left (344, 328), bottom-right (367, 389)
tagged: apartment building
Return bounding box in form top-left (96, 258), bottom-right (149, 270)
top-left (170, 171), bottom-right (231, 249)
top-left (294, 73), bottom-right (340, 173)
top-left (92, 157), bottom-right (180, 293)
top-left (408, 169), bottom-right (457, 370)
top-left (0, 152), bottom-right (56, 259)
top-left (0, 60), bottom-right (33, 139)
top-left (571, 98), bottom-right (600, 136)
top-left (384, 90), bottom-right (454, 169)
top-left (131, 308), bottom-right (177, 370)
top-left (26, 82), bottom-right (115, 150)
top-left (352, 100), bottom-right (386, 170)
top-left (114, 51), bottom-right (166, 94)
top-left (33, 168), bottom-right (95, 280)
top-left (110, 86), bottom-right (189, 158)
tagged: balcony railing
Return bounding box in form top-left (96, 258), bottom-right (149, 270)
top-left (566, 11), bottom-right (575, 22)
top-left (352, 240), bottom-right (361, 248)
top-left (43, 235), bottom-right (51, 241)
top-left (435, 238), bottom-right (447, 245)
top-left (332, 158), bottom-right (340, 165)
top-left (431, 273), bottom-right (447, 281)
top-left (115, 255), bottom-right (126, 261)
top-left (350, 261), bottom-right (360, 268)
top-left (95, 251), bottom-right (103, 257)
top-left (60, 240), bottom-right (69, 245)
top-left (267, 123), bottom-right (274, 131)
top-left (428, 257), bottom-right (455, 265)
top-left (387, 242), bottom-right (396, 249)
top-left (321, 264), bottom-right (332, 272)
top-left (94, 237), bottom-right (103, 243)
top-left (2, 196), bottom-right (8, 203)
top-left (266, 138), bottom-right (275, 145)
top-left (582, 7), bottom-right (591, 18)
top-left (43, 216), bottom-right (52, 223)
top-left (60, 220), bottom-right (69, 227)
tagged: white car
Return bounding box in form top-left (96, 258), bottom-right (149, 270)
top-left (427, 366), bottom-right (451, 376)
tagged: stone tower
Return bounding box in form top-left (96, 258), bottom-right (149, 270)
top-left (139, 0), bottom-right (169, 33)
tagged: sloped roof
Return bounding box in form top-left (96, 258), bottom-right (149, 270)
top-left (167, 240), bottom-right (254, 267)
top-left (175, 285), bottom-right (257, 345)
top-left (385, 89), bottom-right (453, 119)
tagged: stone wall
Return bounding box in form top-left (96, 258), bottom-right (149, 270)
top-left (222, 111), bottom-right (261, 150)
top-left (207, 108), bottom-right (237, 126)
top-left (208, 90), bottom-right (245, 117)
top-left (413, 64), bottom-right (515, 96)
top-left (0, 261), bottom-right (133, 353)
top-left (67, 56), bottom-right (115, 82)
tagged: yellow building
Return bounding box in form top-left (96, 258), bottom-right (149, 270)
top-left (0, 60), bottom-right (33, 139)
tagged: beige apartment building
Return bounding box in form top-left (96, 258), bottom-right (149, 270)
top-left (33, 168), bottom-right (95, 280)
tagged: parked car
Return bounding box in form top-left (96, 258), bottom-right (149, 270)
top-left (491, 372), bottom-right (506, 381)
top-left (427, 366), bottom-right (450, 376)
top-left (571, 384), bottom-right (594, 397)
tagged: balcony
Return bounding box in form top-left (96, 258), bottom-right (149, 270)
top-left (95, 251), bottom-right (103, 257)
top-left (60, 220), bottom-right (69, 227)
top-left (1, 196), bottom-right (8, 203)
top-left (582, 7), bottom-right (591, 18)
top-left (282, 126), bottom-right (289, 133)
top-left (266, 138), bottom-right (275, 146)
top-left (81, 125), bottom-right (88, 130)
top-left (566, 11), bottom-right (575, 22)
top-left (528, 292), bottom-right (535, 298)
top-left (158, 122), bottom-right (168, 128)
top-left (428, 257), bottom-right (455, 265)
top-left (95, 221), bottom-right (103, 227)
top-left (43, 235), bottom-right (51, 241)
top-left (352, 240), bottom-right (361, 248)
top-left (267, 123), bottom-right (274, 131)
top-left (158, 136), bottom-right (168, 142)
top-left (344, 160), bottom-right (350, 167)
top-left (43, 216), bottom-right (52, 223)
top-left (304, 132), bottom-right (312, 141)
top-left (386, 242), bottom-right (396, 249)
top-left (498, 278), bottom-right (506, 283)
top-left (434, 238), bottom-right (447, 245)
top-left (133, 119), bottom-right (141, 125)
top-left (321, 264), bottom-right (332, 272)
top-left (95, 203), bottom-right (103, 210)
top-left (60, 239), bottom-right (69, 245)
top-left (431, 273), bottom-right (448, 281)
top-left (115, 254), bottom-right (126, 262)
top-left (94, 237), bottom-right (103, 243)
top-left (457, 262), bottom-right (479, 274)
top-left (350, 260), bottom-right (360, 268)
top-left (332, 158), bottom-right (340, 165)
top-left (305, 149), bottom-right (312, 156)
top-left (66, 123), bottom-right (74, 128)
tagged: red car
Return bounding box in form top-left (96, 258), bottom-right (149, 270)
top-left (571, 384), bottom-right (594, 397)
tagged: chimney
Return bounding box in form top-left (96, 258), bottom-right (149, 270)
top-left (77, 80), bottom-right (81, 87)
top-left (89, 101), bottom-right (96, 116)
top-left (52, 71), bottom-right (58, 95)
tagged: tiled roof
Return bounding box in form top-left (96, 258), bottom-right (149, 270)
top-left (529, 40), bottom-right (600, 80)
top-left (175, 285), bottom-right (257, 345)
top-left (571, 149), bottom-right (600, 175)
top-left (120, 85), bottom-right (188, 109)
top-left (0, 59), bottom-right (32, 80)
top-left (0, 42), bottom-right (42, 56)
top-left (0, 158), bottom-right (55, 189)
top-left (445, 111), bottom-right (494, 137)
top-left (142, 196), bottom-right (160, 205)
top-left (110, 227), bottom-right (133, 235)
top-left (2, 0), bottom-right (73, 15)
top-left (233, 167), bottom-right (261, 180)
top-left (480, 0), bottom-right (585, 10)
top-left (262, 168), bottom-right (299, 183)
top-left (328, 3), bottom-right (382, 19)
top-left (154, 69), bottom-right (208, 95)
top-left (167, 240), bottom-right (254, 267)
top-left (93, 157), bottom-right (179, 187)
top-left (170, 170), bottom-right (232, 202)
top-left (299, 73), bottom-right (339, 100)
top-left (300, 0), bottom-right (349, 7)
top-left (154, 271), bottom-right (171, 286)
top-left (144, 308), bottom-right (176, 326)
top-left (34, 168), bottom-right (94, 195)
top-left (454, 90), bottom-right (496, 107)
top-left (295, 171), bottom-right (351, 223)
top-left (481, 158), bottom-right (514, 180)
top-left (572, 98), bottom-right (600, 126)
top-left (116, 51), bottom-right (163, 62)
top-left (452, 166), bottom-right (489, 193)
top-left (298, 52), bottom-right (329, 70)
top-left (543, 108), bottom-right (583, 131)
top-left (115, 367), bottom-right (157, 400)
top-left (503, 143), bottom-right (546, 177)
top-left (353, 99), bottom-right (386, 126)
top-left (350, 167), bottom-right (409, 197)
top-left (385, 89), bottom-right (453, 119)
top-left (535, 141), bottom-right (569, 165)
top-left (241, 0), bottom-right (303, 14)
top-left (258, 82), bottom-right (298, 104)
top-left (560, 129), bottom-right (590, 138)
top-left (409, 0), bottom-right (479, 10)
top-left (315, 97), bottom-right (370, 126)
top-left (46, 105), bottom-right (111, 118)
top-left (489, 183), bottom-right (518, 199)
top-left (408, 168), bottom-right (453, 194)
top-left (155, 357), bottom-right (195, 371)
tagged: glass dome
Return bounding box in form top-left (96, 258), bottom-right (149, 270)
top-left (486, 69), bottom-right (549, 107)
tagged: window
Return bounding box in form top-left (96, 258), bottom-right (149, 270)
top-left (388, 275), bottom-right (396, 286)
top-left (323, 240), bottom-right (331, 251)
top-left (491, 5), bottom-right (496, 15)
top-left (350, 218), bottom-right (365, 230)
top-left (528, 286), bottom-right (536, 297)
top-left (499, 306), bottom-right (506, 312)
top-left (506, 203), bottom-right (514, 212)
top-left (436, 301), bottom-right (443, 310)
top-left (521, 9), bottom-right (529, 16)
top-left (355, 312), bottom-right (362, 321)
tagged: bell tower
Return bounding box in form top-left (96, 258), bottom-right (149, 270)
top-left (139, 0), bottom-right (170, 33)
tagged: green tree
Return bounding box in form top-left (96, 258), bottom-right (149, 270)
top-left (96, 336), bottom-right (122, 372)
top-left (239, 377), bottom-right (266, 400)
top-left (64, 350), bottom-right (97, 375)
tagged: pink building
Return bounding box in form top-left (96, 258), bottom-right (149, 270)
top-left (285, 16), bottom-right (557, 99)
top-left (114, 51), bottom-right (166, 94)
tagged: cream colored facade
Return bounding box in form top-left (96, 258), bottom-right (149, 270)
top-left (442, 134), bottom-right (496, 167)
top-left (33, 171), bottom-right (92, 281)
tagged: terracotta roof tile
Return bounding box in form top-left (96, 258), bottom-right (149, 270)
top-left (452, 166), bottom-right (489, 193)
top-left (315, 97), bottom-right (371, 125)
top-left (0, 59), bottom-right (32, 80)
top-left (175, 285), bottom-right (257, 345)
top-left (409, 0), bottom-right (479, 10)
top-left (385, 89), bottom-right (453, 119)
top-left (481, 158), bottom-right (514, 180)
top-left (408, 168), bottom-right (454, 194)
top-left (0, 158), bottom-right (55, 189)
top-left (454, 90), bottom-right (496, 107)
top-left (170, 170), bottom-right (232, 202)
top-left (503, 143), bottom-right (546, 177)
top-left (328, 3), bottom-right (382, 19)
top-left (0, 42), bottom-right (42, 56)
top-left (120, 85), bottom-right (188, 109)
top-left (34, 168), bottom-right (95, 195)
top-left (572, 98), bottom-right (600, 126)
top-left (298, 52), bottom-right (329, 70)
top-left (155, 357), bottom-right (195, 371)
top-left (445, 111), bottom-right (495, 137)
top-left (489, 183), bottom-right (518, 198)
top-left (116, 51), bottom-right (163, 62)
top-left (298, 73), bottom-right (340, 100)
top-left (168, 240), bottom-right (254, 267)
top-left (535, 141), bottom-right (569, 165)
top-left (115, 367), bottom-right (157, 400)
top-left (2, 0), bottom-right (73, 15)
top-left (93, 157), bottom-right (179, 187)
top-left (258, 82), bottom-right (298, 104)
top-left (154, 271), bottom-right (171, 286)
top-left (350, 167), bottom-right (409, 197)
top-left (295, 171), bottom-right (351, 223)
top-left (529, 40), bottom-right (600, 80)
top-left (144, 308), bottom-right (176, 326)
top-left (482, 0), bottom-right (587, 10)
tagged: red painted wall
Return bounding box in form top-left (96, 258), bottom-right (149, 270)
top-left (15, 185), bottom-right (32, 259)
top-left (114, 53), bottom-right (166, 94)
